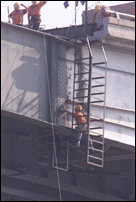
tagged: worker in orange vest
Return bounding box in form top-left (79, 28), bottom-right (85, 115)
top-left (63, 105), bottom-right (93, 148)
top-left (93, 4), bottom-right (114, 24)
top-left (8, 2), bottom-right (27, 26)
top-left (28, 1), bottom-right (47, 30)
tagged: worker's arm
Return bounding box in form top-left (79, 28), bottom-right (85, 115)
top-left (40, 1), bottom-right (48, 3)
top-left (20, 4), bottom-right (28, 9)
top-left (8, 12), bottom-right (13, 19)
top-left (38, 1), bottom-right (47, 9)
top-left (63, 106), bottom-right (73, 115)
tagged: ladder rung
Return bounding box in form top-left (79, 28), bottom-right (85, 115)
top-left (75, 72), bottom-right (89, 76)
top-left (93, 62), bottom-right (106, 66)
top-left (89, 134), bottom-right (103, 138)
top-left (91, 100), bottom-right (104, 103)
top-left (90, 118), bottom-right (104, 122)
top-left (75, 57), bottom-right (89, 61)
top-left (74, 96), bottom-right (88, 99)
top-left (90, 127), bottom-right (103, 130)
top-left (91, 92), bottom-right (105, 95)
top-left (87, 161), bottom-right (103, 167)
top-left (89, 147), bottom-right (103, 152)
top-left (88, 155), bottom-right (103, 161)
top-left (89, 131), bottom-right (103, 136)
top-left (92, 85), bottom-right (105, 88)
top-left (74, 88), bottom-right (89, 91)
top-left (90, 139), bottom-right (103, 144)
top-left (92, 77), bottom-right (105, 80)
top-left (75, 80), bottom-right (89, 83)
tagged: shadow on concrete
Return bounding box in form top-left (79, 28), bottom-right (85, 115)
top-left (1, 23), bottom-right (49, 121)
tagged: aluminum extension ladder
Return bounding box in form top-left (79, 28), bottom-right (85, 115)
top-left (72, 36), bottom-right (107, 168)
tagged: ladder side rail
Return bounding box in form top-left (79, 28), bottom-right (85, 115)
top-left (86, 37), bottom-right (93, 58)
top-left (72, 3), bottom-right (78, 131)
top-left (101, 45), bottom-right (107, 63)
top-left (101, 47), bottom-right (108, 167)
top-left (52, 137), bottom-right (69, 172)
top-left (72, 38), bottom-right (77, 130)
top-left (86, 37), bottom-right (93, 164)
top-left (105, 10), bottom-right (135, 19)
top-left (86, 41), bottom-right (108, 167)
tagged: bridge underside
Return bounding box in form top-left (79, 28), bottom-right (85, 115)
top-left (1, 109), bottom-right (134, 168)
top-left (1, 109), bottom-right (135, 201)
top-left (1, 110), bottom-right (135, 201)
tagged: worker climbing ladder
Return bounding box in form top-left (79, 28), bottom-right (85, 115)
top-left (72, 36), bottom-right (107, 168)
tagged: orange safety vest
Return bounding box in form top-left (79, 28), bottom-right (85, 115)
top-left (28, 2), bottom-right (46, 17)
top-left (10, 9), bottom-right (26, 25)
top-left (73, 112), bottom-right (86, 124)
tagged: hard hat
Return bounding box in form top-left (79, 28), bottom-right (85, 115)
top-left (95, 4), bottom-right (102, 13)
top-left (14, 2), bottom-right (20, 8)
top-left (32, 1), bottom-right (37, 5)
top-left (75, 105), bottom-right (82, 111)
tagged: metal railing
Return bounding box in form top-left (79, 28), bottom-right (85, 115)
top-left (106, 10), bottom-right (135, 20)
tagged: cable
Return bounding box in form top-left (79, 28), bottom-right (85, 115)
top-left (43, 35), bottom-right (62, 201)
top-left (66, 3), bottom-right (81, 35)
top-left (88, 1), bottom-right (102, 10)
top-left (66, 1), bottom-right (102, 36)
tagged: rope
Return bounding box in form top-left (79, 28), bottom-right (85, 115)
top-left (88, 1), bottom-right (103, 10)
top-left (43, 35), bottom-right (62, 201)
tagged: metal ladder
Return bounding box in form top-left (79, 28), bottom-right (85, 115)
top-left (72, 36), bottom-right (107, 168)
top-left (87, 37), bottom-right (107, 168)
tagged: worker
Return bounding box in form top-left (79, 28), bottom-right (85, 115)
top-left (93, 4), bottom-right (114, 24)
top-left (8, 2), bottom-right (27, 26)
top-left (27, 1), bottom-right (47, 30)
top-left (63, 105), bottom-right (93, 148)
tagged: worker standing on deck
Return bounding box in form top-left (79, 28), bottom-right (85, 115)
top-left (63, 105), bottom-right (93, 148)
top-left (93, 4), bottom-right (115, 24)
top-left (28, 1), bottom-right (47, 30)
top-left (8, 2), bottom-right (27, 26)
